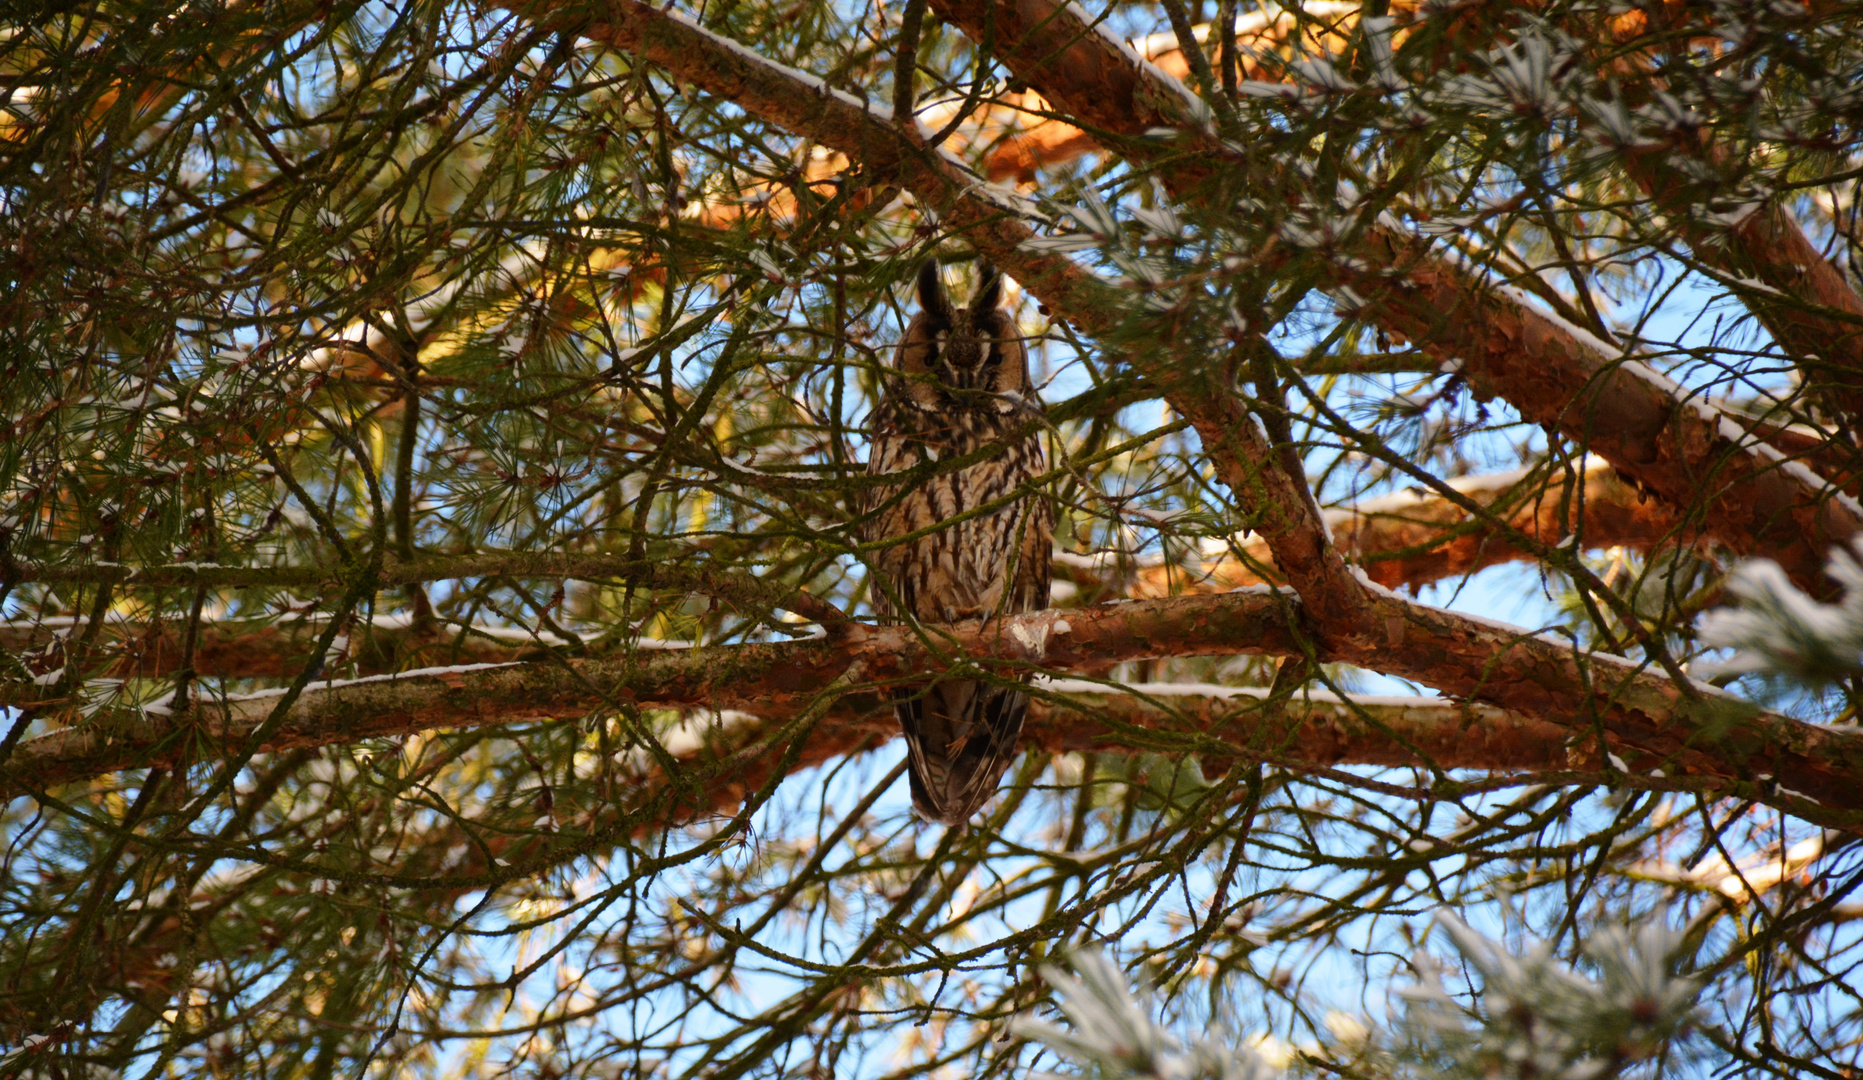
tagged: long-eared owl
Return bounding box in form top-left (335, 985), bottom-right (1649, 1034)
top-left (863, 259), bottom-right (1054, 825)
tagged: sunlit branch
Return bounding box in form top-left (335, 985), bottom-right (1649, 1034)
top-left (133, 0), bottom-right (1838, 834)
top-left (9, 589), bottom-right (1860, 829)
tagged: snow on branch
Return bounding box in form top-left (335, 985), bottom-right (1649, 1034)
top-left (1699, 541), bottom-right (1863, 688)
top-left (1397, 914), bottom-right (1703, 1080)
top-left (1011, 914), bottom-right (1703, 1080)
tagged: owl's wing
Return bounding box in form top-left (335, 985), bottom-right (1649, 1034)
top-left (1010, 439), bottom-right (1054, 615)
top-left (862, 425), bottom-right (920, 624)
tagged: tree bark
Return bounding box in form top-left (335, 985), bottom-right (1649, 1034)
top-left (10, 590), bottom-right (1861, 828)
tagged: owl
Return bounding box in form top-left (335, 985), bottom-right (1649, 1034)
top-left (863, 259), bottom-right (1054, 825)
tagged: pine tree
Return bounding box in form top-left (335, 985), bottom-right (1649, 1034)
top-left (3, 0), bottom-right (1861, 1075)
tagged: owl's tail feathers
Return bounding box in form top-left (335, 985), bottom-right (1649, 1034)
top-left (895, 679), bottom-right (1028, 826)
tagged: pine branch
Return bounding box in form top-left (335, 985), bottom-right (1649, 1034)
top-left (0, 459), bottom-right (1686, 687)
top-left (10, 590), bottom-right (1861, 828)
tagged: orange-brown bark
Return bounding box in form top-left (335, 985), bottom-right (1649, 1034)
top-left (1334, 235), bottom-right (1858, 593)
top-left (10, 590), bottom-right (1863, 829)
top-left (0, 616), bottom-right (540, 685)
top-left (0, 460), bottom-right (1681, 684)
top-left (613, 684), bottom-right (1589, 839)
top-left (1636, 173), bottom-right (1863, 432)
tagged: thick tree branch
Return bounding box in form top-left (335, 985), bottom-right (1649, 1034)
top-left (1642, 181), bottom-right (1863, 431)
top-left (0, 460), bottom-right (1684, 681)
top-left (1123, 8), bottom-right (1863, 439)
top-left (2, 551), bottom-right (846, 627)
top-left (9, 592), bottom-right (1862, 828)
top-left (1334, 241), bottom-right (1860, 593)
top-left (556, 681), bottom-right (1600, 840)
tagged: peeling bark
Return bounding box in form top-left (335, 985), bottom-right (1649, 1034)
top-left (9, 591), bottom-right (1861, 828)
top-left (1646, 182), bottom-right (1863, 435)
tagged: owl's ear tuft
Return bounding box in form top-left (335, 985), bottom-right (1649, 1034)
top-left (916, 259), bottom-right (954, 326)
top-left (972, 265), bottom-right (1004, 319)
